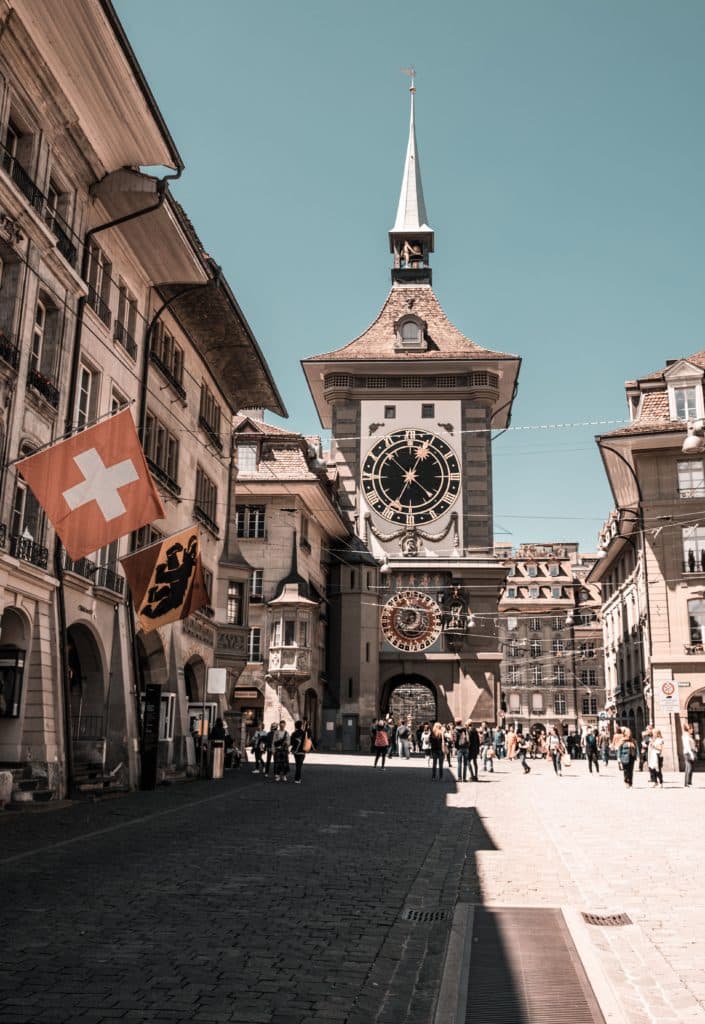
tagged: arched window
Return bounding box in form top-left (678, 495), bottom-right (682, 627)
top-left (11, 444), bottom-right (44, 543)
top-left (395, 316), bottom-right (426, 351)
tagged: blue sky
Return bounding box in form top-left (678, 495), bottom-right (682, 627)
top-left (115, 0), bottom-right (705, 551)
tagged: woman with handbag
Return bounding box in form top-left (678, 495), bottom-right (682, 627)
top-left (290, 719), bottom-right (313, 784)
top-left (682, 724), bottom-right (697, 787)
top-left (373, 720), bottom-right (390, 769)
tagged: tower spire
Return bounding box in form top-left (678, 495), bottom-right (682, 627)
top-left (389, 69), bottom-right (434, 284)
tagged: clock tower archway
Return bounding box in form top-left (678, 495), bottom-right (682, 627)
top-left (383, 673), bottom-right (437, 725)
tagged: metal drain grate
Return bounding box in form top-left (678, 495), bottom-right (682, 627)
top-left (582, 912), bottom-right (632, 927)
top-left (465, 908), bottom-right (605, 1023)
top-left (401, 908), bottom-right (451, 922)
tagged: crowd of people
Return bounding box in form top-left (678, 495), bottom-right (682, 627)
top-left (368, 715), bottom-right (699, 787)
top-left (248, 719), bottom-right (314, 783)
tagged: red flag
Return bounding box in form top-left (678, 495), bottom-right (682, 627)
top-left (17, 409), bottom-right (164, 561)
top-left (120, 526), bottom-right (210, 633)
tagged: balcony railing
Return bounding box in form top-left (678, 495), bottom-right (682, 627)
top-left (685, 643), bottom-right (704, 655)
top-left (3, 527), bottom-right (49, 569)
top-left (0, 330), bottom-right (20, 369)
top-left (197, 413), bottom-right (223, 451)
top-left (684, 557), bottom-right (705, 574)
top-left (27, 368), bottom-right (60, 409)
top-left (146, 457), bottom-right (181, 497)
top-left (114, 320), bottom-right (138, 359)
top-left (194, 503), bottom-right (219, 537)
top-left (94, 565), bottom-right (125, 595)
top-left (152, 350), bottom-right (186, 401)
top-left (86, 285), bottom-right (112, 328)
top-left (1, 142), bottom-right (80, 267)
top-left (64, 553), bottom-right (98, 580)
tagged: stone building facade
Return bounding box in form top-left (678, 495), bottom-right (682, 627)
top-left (0, 0), bottom-right (282, 799)
top-left (496, 542), bottom-right (605, 739)
top-left (302, 81), bottom-right (521, 737)
top-left (590, 350), bottom-right (705, 770)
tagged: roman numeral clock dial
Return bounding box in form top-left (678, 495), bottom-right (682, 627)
top-left (362, 428), bottom-right (460, 525)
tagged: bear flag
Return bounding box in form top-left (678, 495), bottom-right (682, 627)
top-left (16, 409), bottom-right (164, 561)
top-left (120, 526), bottom-right (210, 633)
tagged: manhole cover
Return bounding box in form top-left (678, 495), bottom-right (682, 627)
top-left (401, 908), bottom-right (450, 922)
top-left (582, 912), bottom-right (632, 927)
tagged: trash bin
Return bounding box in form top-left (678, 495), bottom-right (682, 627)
top-left (211, 740), bottom-right (224, 779)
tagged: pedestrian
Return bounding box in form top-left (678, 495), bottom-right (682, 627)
top-left (617, 727), bottom-right (637, 787)
top-left (397, 719), bottom-right (411, 759)
top-left (648, 727), bottom-right (664, 788)
top-left (420, 722), bottom-right (432, 763)
top-left (251, 721), bottom-right (267, 774)
top-left (682, 724), bottom-right (697, 787)
top-left (429, 721), bottom-right (446, 780)
top-left (547, 727), bottom-right (565, 776)
top-left (290, 719), bottom-right (310, 784)
top-left (599, 730), bottom-right (610, 767)
top-left (454, 718), bottom-right (469, 781)
top-left (467, 720), bottom-right (480, 781)
top-left (264, 720), bottom-right (277, 776)
top-left (443, 722), bottom-right (454, 767)
top-left (272, 720), bottom-right (290, 782)
top-left (516, 732), bottom-right (531, 774)
top-left (373, 719), bottom-right (390, 769)
top-left (506, 726), bottom-right (517, 760)
top-left (370, 718), bottom-right (379, 755)
top-left (387, 716), bottom-right (397, 759)
top-left (585, 728), bottom-right (600, 774)
top-left (494, 724), bottom-right (506, 759)
top-left (639, 724), bottom-right (653, 772)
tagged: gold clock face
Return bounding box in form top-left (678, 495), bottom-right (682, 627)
top-left (362, 428), bottom-right (460, 525)
top-left (381, 590), bottom-right (443, 652)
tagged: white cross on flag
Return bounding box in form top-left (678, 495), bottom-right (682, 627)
top-left (17, 409), bottom-right (164, 560)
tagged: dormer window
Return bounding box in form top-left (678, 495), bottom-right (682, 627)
top-left (664, 361), bottom-right (705, 421)
top-left (394, 315), bottom-right (426, 351)
top-left (238, 444), bottom-right (257, 472)
top-left (674, 386), bottom-right (698, 421)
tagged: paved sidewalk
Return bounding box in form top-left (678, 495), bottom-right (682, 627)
top-left (0, 752), bottom-right (703, 1023)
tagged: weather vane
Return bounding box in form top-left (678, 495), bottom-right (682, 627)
top-left (401, 66), bottom-right (416, 93)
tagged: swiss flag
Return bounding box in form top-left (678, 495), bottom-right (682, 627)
top-left (17, 409), bottom-right (165, 560)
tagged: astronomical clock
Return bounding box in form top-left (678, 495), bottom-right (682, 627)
top-left (380, 590), bottom-right (443, 652)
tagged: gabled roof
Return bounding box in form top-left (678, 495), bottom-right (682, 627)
top-left (305, 285), bottom-right (517, 363)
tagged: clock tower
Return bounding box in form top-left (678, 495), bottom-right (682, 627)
top-left (302, 78), bottom-right (521, 738)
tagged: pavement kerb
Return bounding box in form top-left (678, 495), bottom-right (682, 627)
top-left (433, 904), bottom-right (474, 1024)
top-left (561, 906), bottom-right (629, 1024)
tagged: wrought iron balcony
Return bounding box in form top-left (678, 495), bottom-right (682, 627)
top-left (146, 457), bottom-right (181, 497)
top-left (4, 528), bottom-right (49, 569)
top-left (197, 413), bottom-right (223, 451)
top-left (684, 557), bottom-right (705, 574)
top-left (86, 285), bottom-right (112, 328)
top-left (64, 553), bottom-right (98, 580)
top-left (114, 320), bottom-right (137, 359)
top-left (194, 503), bottom-right (219, 537)
top-left (94, 565), bottom-right (124, 595)
top-left (152, 349), bottom-right (186, 401)
top-left (0, 330), bottom-right (20, 369)
top-left (45, 210), bottom-right (77, 267)
top-left (27, 368), bottom-right (60, 409)
top-left (1, 142), bottom-right (43, 213)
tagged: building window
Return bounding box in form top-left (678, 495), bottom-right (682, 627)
top-left (508, 692), bottom-right (521, 712)
top-left (531, 665), bottom-right (542, 686)
top-left (673, 385), bottom-right (699, 421)
top-left (0, 646), bottom-right (25, 718)
top-left (111, 390), bottom-right (128, 414)
top-left (198, 383), bottom-right (222, 447)
top-left (582, 695), bottom-right (598, 715)
top-left (580, 670), bottom-right (597, 687)
top-left (529, 586), bottom-right (540, 599)
top-left (554, 694), bottom-right (566, 715)
top-left (507, 665), bottom-right (520, 685)
top-left (159, 693), bottom-right (176, 741)
top-left (300, 515), bottom-right (311, 552)
top-left (248, 627), bottom-right (262, 662)
top-left (238, 444), bottom-right (257, 472)
top-left (529, 617), bottom-right (541, 632)
top-left (529, 639), bottom-right (542, 658)
top-left (195, 467), bottom-right (218, 532)
top-left (549, 564), bottom-right (560, 577)
top-left (284, 620), bottom-right (296, 646)
top-left (299, 620), bottom-right (308, 647)
top-left (236, 505), bottom-right (266, 539)
top-left (688, 598), bottom-right (705, 645)
top-left (506, 586), bottom-right (517, 599)
top-left (531, 691), bottom-right (543, 712)
top-left (115, 283), bottom-right (138, 358)
top-left (421, 403), bottom-right (434, 419)
top-left (226, 582), bottom-right (244, 625)
top-left (10, 447), bottom-right (44, 543)
top-left (384, 405), bottom-right (396, 419)
top-left (135, 524), bottom-right (163, 550)
top-left (85, 242), bottom-right (112, 326)
top-left (76, 364), bottom-right (99, 430)
top-left (527, 564), bottom-right (538, 577)
top-left (397, 317), bottom-right (424, 349)
top-left (579, 642), bottom-right (596, 659)
top-left (552, 616), bottom-right (563, 631)
top-left (551, 587), bottom-right (562, 599)
top-left (678, 460), bottom-right (705, 498)
top-left (250, 569), bottom-right (263, 601)
top-left (683, 525), bottom-right (705, 572)
top-left (554, 665), bottom-right (566, 686)
top-left (552, 638), bottom-right (564, 655)
top-left (506, 616), bottom-right (518, 632)
top-left (144, 412), bottom-right (180, 488)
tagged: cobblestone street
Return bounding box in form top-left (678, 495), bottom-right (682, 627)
top-left (1, 753), bottom-right (704, 1024)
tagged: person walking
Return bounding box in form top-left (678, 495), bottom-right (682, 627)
top-left (617, 728), bottom-right (637, 787)
top-left (290, 719), bottom-right (310, 784)
top-left (516, 732), bottom-right (531, 774)
top-left (599, 730), bottom-right (610, 767)
top-left (429, 721), bottom-right (446, 780)
top-left (585, 728), bottom-right (600, 774)
top-left (251, 721), bottom-right (267, 774)
top-left (494, 725), bottom-right (506, 760)
top-left (420, 722), bottom-right (432, 763)
top-left (547, 727), bottom-right (565, 776)
top-left (373, 720), bottom-right (390, 769)
top-left (682, 724), bottom-right (697, 787)
top-left (639, 724), bottom-right (653, 772)
top-left (386, 717), bottom-right (397, 759)
top-left (482, 727), bottom-right (495, 773)
top-left (263, 721), bottom-right (277, 777)
top-left (272, 720), bottom-right (290, 782)
top-left (454, 719), bottom-right (469, 782)
top-left (443, 723), bottom-right (455, 768)
top-left (506, 727), bottom-right (518, 760)
top-left (467, 720), bottom-right (480, 782)
top-left (648, 727), bottom-right (664, 788)
top-left (397, 719), bottom-right (411, 759)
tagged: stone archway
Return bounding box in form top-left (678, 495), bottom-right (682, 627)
top-left (184, 656), bottom-right (206, 702)
top-left (381, 674), bottom-right (437, 726)
top-left (0, 607), bottom-right (30, 725)
top-left (136, 631), bottom-right (168, 688)
top-left (67, 622), bottom-right (106, 743)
